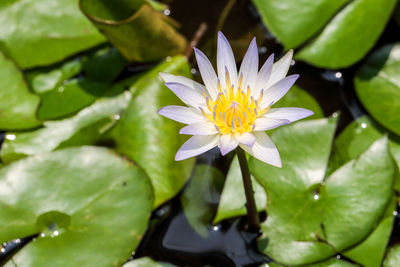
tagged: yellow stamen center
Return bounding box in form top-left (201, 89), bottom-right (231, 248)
top-left (202, 72), bottom-right (270, 135)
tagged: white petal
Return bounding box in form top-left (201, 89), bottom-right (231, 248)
top-left (260, 74), bottom-right (299, 107)
top-left (180, 121), bottom-right (218, 135)
top-left (240, 132), bottom-right (281, 167)
top-left (158, 105), bottom-right (206, 124)
top-left (159, 72), bottom-right (206, 95)
top-left (175, 135), bottom-right (219, 161)
top-left (266, 49), bottom-right (293, 88)
top-left (253, 117), bottom-right (290, 131)
top-left (217, 32), bottom-right (238, 90)
top-left (238, 37), bottom-right (258, 92)
top-left (235, 132), bottom-right (256, 147)
top-left (219, 134), bottom-right (239, 156)
top-left (265, 108), bottom-right (314, 122)
top-left (254, 53), bottom-right (274, 95)
top-left (165, 82), bottom-right (206, 108)
top-left (194, 48), bottom-right (219, 99)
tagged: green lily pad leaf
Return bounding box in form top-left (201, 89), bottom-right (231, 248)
top-left (123, 257), bottom-right (175, 267)
top-left (0, 146), bottom-right (153, 267)
top-left (343, 196), bottom-right (396, 267)
top-left (181, 164), bottom-right (225, 237)
top-left (355, 43), bottom-right (400, 136)
top-left (254, 0), bottom-right (396, 68)
top-left (37, 78), bottom-right (109, 120)
top-left (82, 46), bottom-right (127, 83)
top-left (109, 55), bottom-right (195, 208)
top-left (252, 0), bottom-right (349, 49)
top-left (0, 0), bottom-right (105, 68)
top-left (267, 257), bottom-right (358, 267)
top-left (328, 115), bottom-right (400, 191)
top-left (213, 155), bottom-right (267, 224)
top-left (25, 46), bottom-right (127, 120)
top-left (384, 244), bottom-right (400, 267)
top-left (0, 51), bottom-right (41, 130)
top-left (0, 89), bottom-right (132, 164)
top-left (250, 118), bottom-right (395, 265)
top-left (26, 58), bottom-right (83, 94)
top-left (79, 0), bottom-right (187, 62)
top-left (273, 85), bottom-right (324, 119)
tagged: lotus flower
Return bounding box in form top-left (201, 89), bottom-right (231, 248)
top-left (158, 32), bottom-right (313, 167)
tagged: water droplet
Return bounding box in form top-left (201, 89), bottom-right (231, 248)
top-left (361, 123), bottom-right (367, 129)
top-left (393, 211), bottom-right (398, 216)
top-left (191, 68), bottom-right (197, 75)
top-left (6, 134), bottom-right (16, 140)
top-left (53, 230), bottom-right (59, 237)
top-left (313, 194), bottom-right (319, 200)
top-left (163, 9), bottom-right (171, 16)
top-left (336, 254), bottom-right (341, 259)
top-left (259, 46), bottom-right (267, 54)
top-left (335, 72), bottom-right (342, 78)
top-left (40, 233), bottom-right (46, 237)
top-left (166, 56), bottom-right (172, 62)
top-left (0, 248), bottom-right (5, 253)
top-left (58, 86), bottom-right (64, 93)
top-left (114, 114), bottom-right (120, 120)
top-left (15, 239), bottom-right (21, 244)
top-left (212, 225), bottom-right (219, 231)
top-left (290, 59), bottom-right (295, 66)
top-left (332, 112), bottom-right (339, 118)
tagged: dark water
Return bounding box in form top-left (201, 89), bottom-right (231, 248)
top-left (1, 0), bottom-right (400, 266)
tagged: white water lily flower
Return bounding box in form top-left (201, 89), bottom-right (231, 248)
top-left (158, 32), bottom-right (313, 167)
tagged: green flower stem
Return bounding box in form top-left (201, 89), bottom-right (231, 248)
top-left (236, 147), bottom-right (260, 231)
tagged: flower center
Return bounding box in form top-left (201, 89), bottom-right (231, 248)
top-left (201, 74), bottom-right (269, 135)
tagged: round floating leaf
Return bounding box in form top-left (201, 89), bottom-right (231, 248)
top-left (273, 85), bottom-right (324, 119)
top-left (0, 0), bottom-right (105, 68)
top-left (343, 196), bottom-right (396, 267)
top-left (25, 46), bottom-right (127, 120)
top-left (110, 56), bottom-right (195, 208)
top-left (384, 244), bottom-right (400, 267)
top-left (355, 43), bottom-right (400, 136)
top-left (79, 0), bottom-right (187, 62)
top-left (328, 115), bottom-right (400, 191)
top-left (268, 257), bottom-right (359, 267)
top-left (123, 257), bottom-right (175, 267)
top-left (0, 146), bottom-right (153, 267)
top-left (181, 164), bottom-right (225, 237)
top-left (252, 0), bottom-right (349, 49)
top-left (214, 155), bottom-right (267, 223)
top-left (0, 89), bottom-right (132, 163)
top-left (0, 51), bottom-right (40, 130)
top-left (253, 0), bottom-right (396, 68)
top-left (250, 118), bottom-right (395, 265)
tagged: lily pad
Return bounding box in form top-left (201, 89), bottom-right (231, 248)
top-left (0, 51), bottom-right (41, 130)
top-left (109, 55), bottom-right (195, 208)
top-left (343, 196), bottom-right (396, 267)
top-left (384, 244), bottom-right (400, 267)
top-left (181, 164), bottom-right (225, 237)
top-left (213, 155), bottom-right (267, 223)
top-left (0, 89), bottom-right (132, 163)
top-left (25, 46), bottom-right (127, 120)
top-left (253, 0), bottom-right (397, 68)
top-left (79, 0), bottom-right (187, 62)
top-left (328, 115), bottom-right (400, 191)
top-left (355, 43), bottom-right (400, 136)
top-left (0, 0), bottom-right (105, 68)
top-left (250, 118), bottom-right (395, 265)
top-left (123, 257), bottom-right (175, 267)
top-left (0, 146), bottom-right (153, 267)
top-left (273, 85), bottom-right (324, 119)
